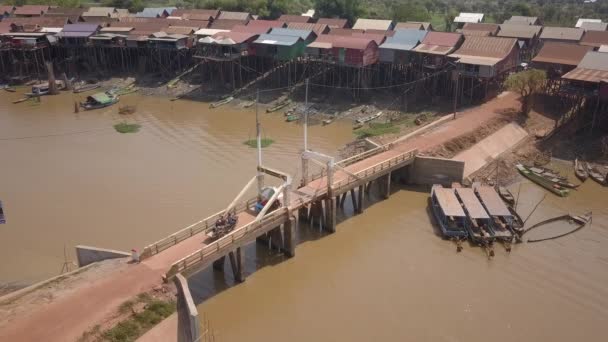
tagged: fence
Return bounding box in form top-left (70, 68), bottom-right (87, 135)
top-left (166, 208), bottom-right (289, 278)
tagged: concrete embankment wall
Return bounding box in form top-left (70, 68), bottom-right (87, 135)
top-left (408, 156), bottom-right (465, 186)
top-left (453, 122), bottom-right (528, 177)
top-left (175, 274), bottom-right (200, 342)
top-left (75, 245), bottom-right (131, 267)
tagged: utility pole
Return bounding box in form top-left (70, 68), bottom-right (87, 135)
top-left (301, 79), bottom-right (310, 186)
top-left (255, 89), bottom-right (263, 193)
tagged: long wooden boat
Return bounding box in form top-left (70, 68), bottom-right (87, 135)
top-left (529, 166), bottom-right (578, 189)
top-left (516, 164), bottom-right (570, 197)
top-left (473, 185), bottom-right (515, 249)
top-left (355, 111), bottom-right (382, 124)
top-left (80, 92), bottom-right (119, 110)
top-left (430, 185), bottom-right (468, 244)
top-left (587, 163), bottom-right (607, 186)
top-left (12, 97), bottom-right (29, 104)
top-left (209, 96), bottom-right (233, 108)
top-left (266, 100), bottom-right (290, 113)
top-left (455, 188), bottom-right (495, 256)
top-left (524, 212), bottom-right (592, 243)
top-left (497, 186), bottom-right (515, 206)
top-left (574, 159), bottom-right (588, 182)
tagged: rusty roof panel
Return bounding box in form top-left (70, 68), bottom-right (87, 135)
top-left (450, 35), bottom-right (517, 59)
top-left (532, 42), bottom-right (593, 66)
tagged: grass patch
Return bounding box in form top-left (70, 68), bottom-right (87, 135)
top-left (114, 122), bottom-right (141, 134)
top-left (102, 300), bottom-right (176, 342)
top-left (354, 123), bottom-right (400, 138)
top-left (243, 138), bottom-right (274, 148)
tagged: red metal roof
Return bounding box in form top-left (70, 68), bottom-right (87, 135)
top-left (211, 31), bottom-right (258, 44)
top-left (247, 20), bottom-right (285, 29)
top-left (580, 31), bottom-right (608, 48)
top-left (421, 32), bottom-right (463, 47)
top-left (278, 14), bottom-right (311, 23)
top-left (532, 42), bottom-right (593, 66)
top-left (316, 18), bottom-right (348, 28)
top-left (333, 36), bottom-right (377, 50)
top-left (14, 5), bottom-right (48, 16)
top-left (171, 9), bottom-right (219, 19)
top-left (450, 36), bottom-right (517, 59)
top-left (286, 22), bottom-right (329, 35)
top-left (328, 28), bottom-right (364, 36)
top-left (351, 32), bottom-right (386, 45)
top-left (232, 24), bottom-right (271, 35)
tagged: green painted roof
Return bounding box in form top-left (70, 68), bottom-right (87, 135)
top-left (91, 92), bottom-right (112, 103)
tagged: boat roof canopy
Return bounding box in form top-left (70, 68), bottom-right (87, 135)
top-left (90, 92), bottom-right (112, 103)
top-left (433, 186), bottom-right (465, 217)
top-left (476, 186), bottom-right (511, 217)
top-left (456, 188), bottom-right (490, 219)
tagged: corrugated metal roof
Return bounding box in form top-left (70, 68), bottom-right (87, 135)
top-left (352, 18), bottom-right (393, 31)
top-left (194, 28), bottom-right (229, 36)
top-left (580, 30), bottom-right (608, 47)
top-left (380, 28), bottom-right (427, 51)
top-left (136, 7), bottom-right (176, 18)
top-left (475, 186), bottom-right (511, 217)
top-left (540, 27), bottom-right (584, 41)
top-left (14, 5), bottom-right (48, 16)
top-left (62, 24), bottom-right (100, 32)
top-left (316, 18), bottom-right (348, 28)
top-left (101, 27), bottom-right (133, 33)
top-left (217, 11), bottom-right (251, 21)
top-left (456, 188), bottom-right (490, 219)
top-left (460, 29), bottom-right (492, 37)
top-left (462, 23), bottom-right (499, 34)
top-left (269, 28), bottom-right (314, 40)
top-left (395, 22), bottom-right (424, 30)
top-left (232, 24), bottom-right (271, 35)
top-left (211, 31), bottom-right (257, 44)
top-left (599, 45), bottom-right (608, 52)
top-left (578, 51), bottom-right (608, 70)
top-left (0, 6), bottom-right (15, 14)
top-left (576, 18), bottom-right (602, 28)
top-left (450, 36), bottom-right (517, 59)
top-left (210, 19), bottom-right (248, 30)
top-left (562, 67), bottom-right (608, 83)
top-left (253, 33), bottom-right (302, 46)
top-left (433, 187), bottom-right (466, 217)
top-left (532, 42), bottom-right (592, 66)
top-left (581, 22), bottom-right (608, 31)
top-left (334, 36), bottom-right (376, 50)
top-left (505, 16), bottom-right (539, 25)
top-left (420, 31), bottom-right (462, 47)
top-left (351, 32), bottom-right (385, 45)
top-left (498, 24), bottom-right (542, 39)
top-left (287, 22), bottom-right (328, 35)
top-left (165, 26), bottom-right (198, 35)
top-left (171, 9), bottom-right (219, 20)
top-left (248, 20), bottom-right (285, 29)
top-left (278, 14), bottom-right (311, 23)
top-left (83, 7), bottom-right (115, 17)
top-left (328, 28), bottom-right (364, 36)
top-left (454, 13), bottom-right (484, 24)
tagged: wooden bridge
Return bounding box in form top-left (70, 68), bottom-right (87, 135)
top-left (139, 143), bottom-right (418, 283)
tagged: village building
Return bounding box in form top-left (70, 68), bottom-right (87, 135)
top-left (253, 28), bottom-right (309, 60)
top-left (216, 11), bottom-right (253, 22)
top-left (580, 22), bottom-right (607, 31)
top-left (412, 31), bottom-right (464, 69)
top-left (497, 24), bottom-right (543, 61)
top-left (453, 13), bottom-right (484, 28)
top-left (450, 36), bottom-right (519, 78)
top-left (395, 22), bottom-right (433, 31)
top-left (575, 18), bottom-right (603, 28)
top-left (194, 28), bottom-right (230, 38)
top-left (352, 19), bottom-right (394, 31)
top-left (82, 7), bottom-right (117, 21)
top-left (286, 22), bottom-right (329, 36)
top-left (378, 28), bottom-right (427, 64)
top-left (531, 42), bottom-right (593, 79)
top-left (13, 5), bottom-right (48, 17)
top-left (136, 7), bottom-right (176, 19)
top-left (147, 32), bottom-right (191, 50)
top-left (316, 18), bottom-right (348, 29)
top-left (458, 23), bottom-right (499, 36)
top-left (89, 32), bottom-right (129, 48)
top-left (268, 28), bottom-right (317, 44)
top-left (210, 19), bottom-right (249, 30)
top-left (562, 51), bottom-right (608, 99)
top-left (170, 9), bottom-right (219, 21)
top-left (60, 23), bottom-right (101, 46)
top-left (306, 34), bottom-right (378, 67)
top-left (580, 30), bottom-right (608, 48)
top-left (328, 28), bottom-right (364, 36)
top-left (278, 14), bottom-right (312, 23)
top-left (247, 20), bottom-right (286, 31)
top-left (503, 16), bottom-right (541, 26)
top-left (45, 7), bottom-right (86, 23)
top-left (196, 31), bottom-right (258, 60)
top-left (539, 27), bottom-right (584, 44)
top-left (232, 24), bottom-right (272, 35)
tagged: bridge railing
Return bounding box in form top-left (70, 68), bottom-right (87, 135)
top-left (141, 197), bottom-right (259, 259)
top-left (336, 145), bottom-right (387, 168)
top-left (166, 208), bottom-right (289, 279)
top-left (331, 149), bottom-right (417, 195)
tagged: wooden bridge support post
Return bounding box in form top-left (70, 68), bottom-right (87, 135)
top-left (228, 248), bottom-right (245, 283)
top-left (283, 216), bottom-right (297, 257)
top-left (350, 189), bottom-right (358, 213)
top-left (324, 197), bottom-right (337, 233)
top-left (382, 172), bottom-right (392, 199)
top-left (356, 185), bottom-right (365, 214)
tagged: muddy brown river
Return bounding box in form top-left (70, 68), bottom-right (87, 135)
top-left (1, 91), bottom-right (607, 341)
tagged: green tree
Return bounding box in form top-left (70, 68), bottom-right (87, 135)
top-left (314, 0), bottom-right (364, 25)
top-left (103, 0), bottom-right (143, 13)
top-left (504, 69), bottom-right (547, 116)
top-left (393, 1), bottom-right (431, 22)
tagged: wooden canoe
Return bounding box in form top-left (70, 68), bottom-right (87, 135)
top-left (574, 158), bottom-right (588, 182)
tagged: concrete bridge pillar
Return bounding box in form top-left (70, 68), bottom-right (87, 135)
top-left (356, 185), bottom-right (365, 214)
top-left (228, 247), bottom-right (245, 283)
top-left (324, 197), bottom-right (337, 233)
top-left (283, 216), bottom-right (297, 257)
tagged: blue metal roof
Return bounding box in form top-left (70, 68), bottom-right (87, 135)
top-left (136, 7), bottom-right (176, 18)
top-left (380, 29), bottom-right (427, 51)
top-left (254, 34), bottom-right (302, 46)
top-left (268, 28), bottom-right (313, 40)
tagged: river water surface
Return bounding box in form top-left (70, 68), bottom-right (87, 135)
top-left (1, 91), bottom-right (607, 341)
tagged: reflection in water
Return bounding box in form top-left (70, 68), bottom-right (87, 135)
top-left (1, 92), bottom-right (607, 341)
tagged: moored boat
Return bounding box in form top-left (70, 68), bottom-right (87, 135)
top-left (524, 212), bottom-right (592, 243)
top-left (473, 185), bottom-right (516, 249)
top-left (455, 187), bottom-right (496, 256)
top-left (80, 92), bottom-right (119, 110)
top-left (285, 114), bottom-right (299, 122)
top-left (429, 185), bottom-right (468, 250)
top-left (497, 186), bottom-right (515, 206)
top-left (587, 163), bottom-right (607, 186)
top-left (516, 164), bottom-right (570, 197)
top-left (73, 84), bottom-right (100, 93)
top-left (574, 158), bottom-right (588, 182)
